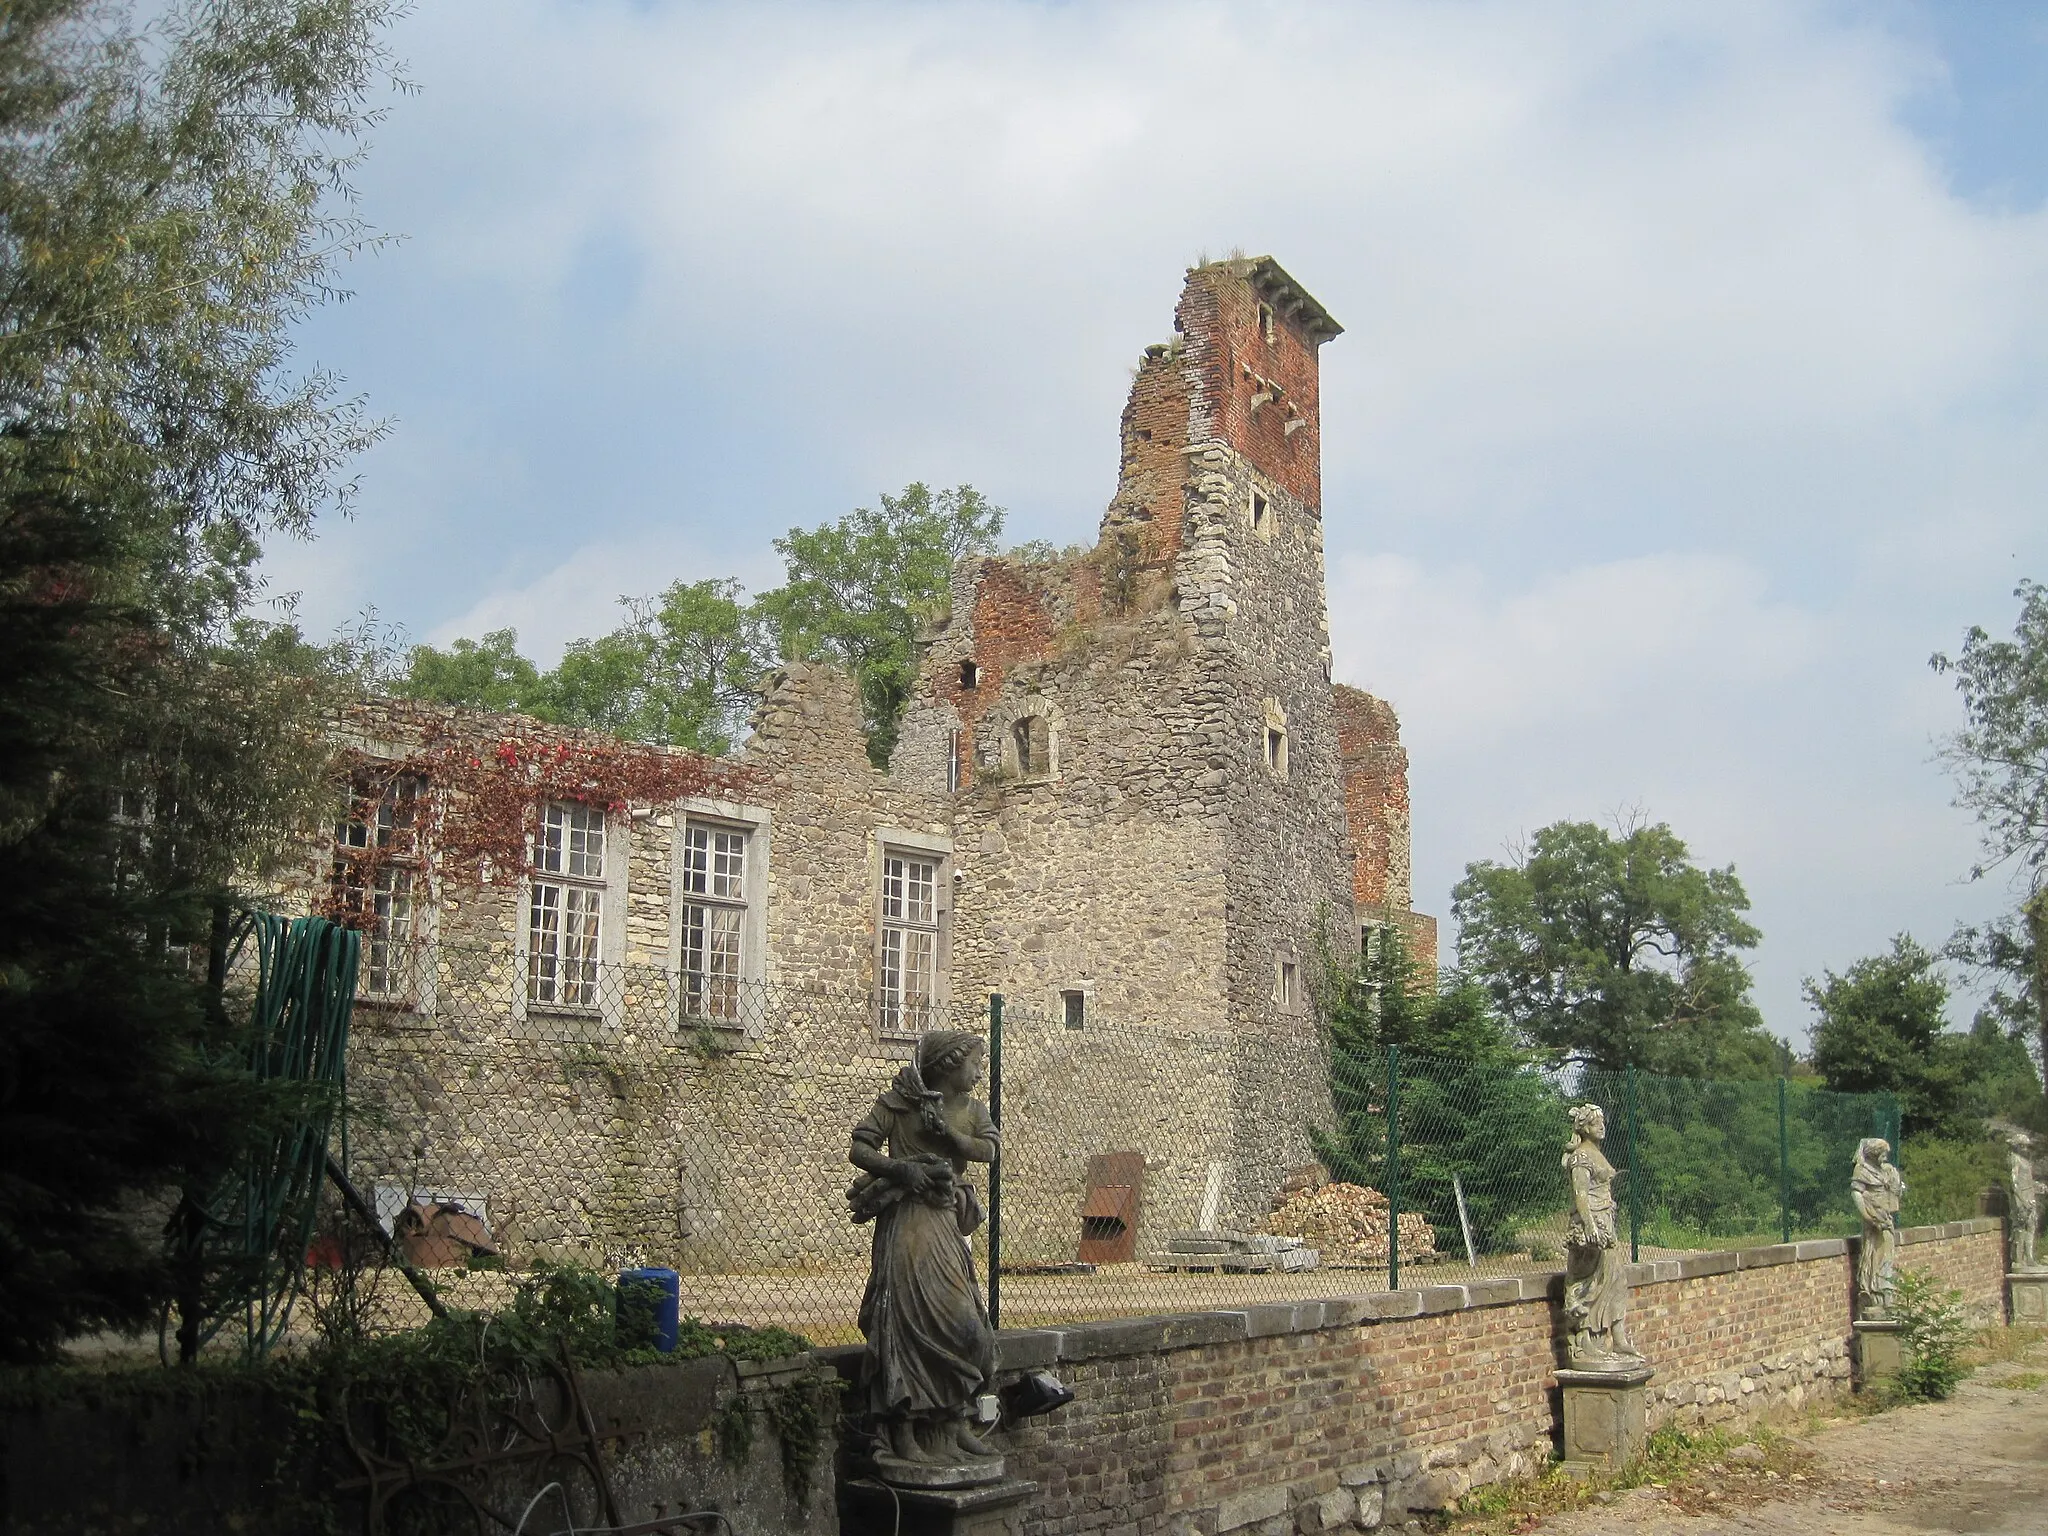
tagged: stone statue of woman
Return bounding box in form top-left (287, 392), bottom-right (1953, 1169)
top-left (2008, 1130), bottom-right (2042, 1273)
top-left (847, 1030), bottom-right (1001, 1478)
top-left (1561, 1103), bottom-right (1643, 1370)
top-left (1850, 1137), bottom-right (1904, 1316)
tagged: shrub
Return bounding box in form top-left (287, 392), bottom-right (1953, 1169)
top-left (1893, 1267), bottom-right (1970, 1401)
top-left (1901, 1136), bottom-right (2007, 1226)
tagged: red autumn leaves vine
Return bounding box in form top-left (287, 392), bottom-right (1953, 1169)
top-left (318, 715), bottom-right (760, 931)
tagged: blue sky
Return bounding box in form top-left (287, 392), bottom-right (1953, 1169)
top-left (267, 0), bottom-right (2048, 1048)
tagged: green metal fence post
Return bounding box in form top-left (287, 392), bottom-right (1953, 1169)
top-left (1625, 1066), bottom-right (1642, 1264)
top-left (1778, 1076), bottom-right (1792, 1244)
top-left (1386, 1044), bottom-right (1401, 1291)
top-left (988, 993), bottom-right (1003, 1332)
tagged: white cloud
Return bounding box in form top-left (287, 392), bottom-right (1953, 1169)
top-left (266, 0), bottom-right (2048, 1043)
top-left (1330, 551), bottom-right (1822, 750)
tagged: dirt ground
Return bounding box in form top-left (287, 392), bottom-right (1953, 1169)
top-left (1506, 1365), bottom-right (2048, 1536)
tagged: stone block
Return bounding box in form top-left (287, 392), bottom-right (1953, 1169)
top-left (1354, 1486), bottom-right (1385, 1529)
top-left (1738, 1243), bottom-right (1797, 1269)
top-left (1418, 1285), bottom-right (1469, 1314)
top-left (1676, 1250), bottom-right (1737, 1279)
top-left (840, 1476), bottom-right (1039, 1536)
top-left (1853, 1319), bottom-right (1904, 1391)
top-left (1216, 1484), bottom-right (1289, 1533)
top-left (1557, 1366), bottom-right (1653, 1473)
top-left (1464, 1277), bottom-right (1523, 1308)
top-left (1296, 1488), bottom-right (1355, 1532)
top-left (1356, 1291), bottom-right (1422, 1320)
top-left (1794, 1238), bottom-right (1850, 1261)
top-left (2008, 1273), bottom-right (2048, 1326)
top-left (992, 1331), bottom-right (1061, 1371)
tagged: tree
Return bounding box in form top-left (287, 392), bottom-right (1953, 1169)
top-left (756, 482), bottom-right (1004, 765)
top-left (400, 629), bottom-right (542, 715)
top-left (1451, 817), bottom-right (1778, 1076)
top-left (400, 487), bottom-right (1002, 764)
top-left (1932, 579), bottom-right (2048, 1124)
top-left (1313, 921), bottom-right (1571, 1256)
top-left (1807, 936), bottom-right (1971, 1138)
top-left (0, 0), bottom-right (400, 1361)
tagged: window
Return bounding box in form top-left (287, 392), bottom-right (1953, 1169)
top-left (679, 820), bottom-right (747, 1020)
top-left (1263, 699), bottom-right (1290, 780)
top-left (1257, 301), bottom-right (1276, 343)
top-left (1250, 488), bottom-right (1271, 538)
top-left (959, 659), bottom-right (979, 690)
top-left (1276, 957), bottom-right (1299, 1012)
top-left (333, 774), bottom-right (423, 1001)
top-left (529, 801), bottom-right (605, 1010)
top-left (947, 729), bottom-right (963, 795)
top-left (879, 850), bottom-right (941, 1034)
top-left (1063, 989), bottom-right (1086, 1030)
top-left (1013, 716), bottom-right (1050, 777)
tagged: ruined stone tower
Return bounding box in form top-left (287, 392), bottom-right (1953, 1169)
top-left (892, 257), bottom-right (1358, 1234)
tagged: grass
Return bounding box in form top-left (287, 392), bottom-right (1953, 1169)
top-left (1442, 1421), bottom-right (1815, 1534)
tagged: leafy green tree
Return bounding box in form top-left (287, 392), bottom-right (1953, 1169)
top-left (1932, 579), bottom-right (2048, 1126)
top-left (1807, 936), bottom-right (1971, 1138)
top-left (400, 629), bottom-right (542, 715)
top-left (1314, 922), bottom-right (1571, 1255)
top-left (617, 578), bottom-right (773, 753)
top-left (400, 487), bottom-right (999, 763)
top-left (1451, 817), bottom-right (1778, 1076)
top-left (0, 0), bottom-right (400, 1361)
top-left (757, 482), bottom-right (1004, 765)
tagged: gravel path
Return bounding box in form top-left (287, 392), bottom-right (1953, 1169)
top-left (1518, 1369), bottom-right (2048, 1536)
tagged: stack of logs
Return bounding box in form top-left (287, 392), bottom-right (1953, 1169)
top-left (1263, 1165), bottom-right (1437, 1266)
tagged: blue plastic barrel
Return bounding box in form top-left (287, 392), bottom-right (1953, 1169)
top-left (616, 1266), bottom-right (681, 1353)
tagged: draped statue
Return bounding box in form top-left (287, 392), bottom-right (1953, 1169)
top-left (847, 1030), bottom-right (1001, 1478)
top-left (1561, 1103), bottom-right (1644, 1370)
top-left (1850, 1137), bottom-right (1905, 1317)
top-left (2009, 1130), bottom-right (2042, 1274)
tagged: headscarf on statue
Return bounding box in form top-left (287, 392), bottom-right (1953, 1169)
top-left (847, 1031), bottom-right (989, 1228)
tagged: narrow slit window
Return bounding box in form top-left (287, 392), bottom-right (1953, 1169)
top-left (1063, 990), bottom-right (1086, 1030)
top-left (959, 659), bottom-right (978, 690)
top-left (1250, 489), bottom-right (1270, 536)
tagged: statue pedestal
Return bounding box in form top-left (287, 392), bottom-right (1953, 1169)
top-left (841, 1476), bottom-right (1039, 1536)
top-left (1557, 1365), bottom-right (1653, 1474)
top-left (1853, 1318), bottom-right (1904, 1390)
top-left (2008, 1271), bottom-right (2048, 1326)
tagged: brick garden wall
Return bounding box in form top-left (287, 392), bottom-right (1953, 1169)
top-left (916, 1219), bottom-right (2010, 1536)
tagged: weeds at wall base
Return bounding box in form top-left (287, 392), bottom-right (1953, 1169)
top-left (1443, 1421), bottom-right (1816, 1533)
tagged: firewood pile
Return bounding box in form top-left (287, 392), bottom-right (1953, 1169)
top-left (1263, 1179), bottom-right (1437, 1266)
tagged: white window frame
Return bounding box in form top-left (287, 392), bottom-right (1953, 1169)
top-left (333, 771), bottom-right (435, 1012)
top-left (519, 800), bottom-right (627, 1025)
top-left (668, 799), bottom-right (770, 1035)
top-left (875, 827), bottom-right (951, 1037)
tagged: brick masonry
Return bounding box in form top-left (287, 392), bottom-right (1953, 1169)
top-left (845, 1219), bottom-right (2006, 1536)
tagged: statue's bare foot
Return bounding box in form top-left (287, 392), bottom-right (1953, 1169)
top-left (886, 1420), bottom-right (932, 1464)
top-left (950, 1420), bottom-right (998, 1458)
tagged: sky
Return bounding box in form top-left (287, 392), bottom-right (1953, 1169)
top-left (266, 0), bottom-right (2048, 1049)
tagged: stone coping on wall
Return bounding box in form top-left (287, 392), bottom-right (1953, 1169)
top-left (808, 1218), bottom-right (2000, 1379)
top-left (967, 1218), bottom-right (2000, 1372)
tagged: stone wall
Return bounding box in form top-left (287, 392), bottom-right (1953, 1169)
top-left (877, 1218), bottom-right (2009, 1536)
top-left (279, 256), bottom-right (1441, 1266)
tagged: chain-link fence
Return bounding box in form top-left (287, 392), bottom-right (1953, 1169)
top-left (323, 947), bottom-right (1907, 1343)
